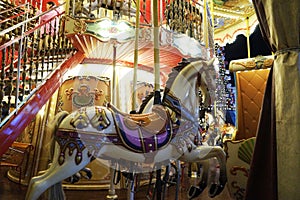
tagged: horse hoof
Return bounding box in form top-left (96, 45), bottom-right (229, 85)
top-left (82, 168), bottom-right (93, 179)
top-left (65, 172), bottom-right (81, 184)
top-left (187, 185), bottom-right (204, 200)
top-left (208, 183), bottom-right (225, 198)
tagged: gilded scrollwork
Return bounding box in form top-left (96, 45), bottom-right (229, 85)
top-left (73, 18), bottom-right (87, 34)
top-left (65, 88), bottom-right (74, 100)
top-left (231, 56), bottom-right (274, 71)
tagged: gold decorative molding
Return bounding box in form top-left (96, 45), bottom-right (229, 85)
top-left (64, 16), bottom-right (87, 35)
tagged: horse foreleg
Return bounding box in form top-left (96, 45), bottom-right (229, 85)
top-left (205, 148), bottom-right (227, 198)
top-left (187, 160), bottom-right (209, 200)
top-left (199, 147), bottom-right (227, 198)
top-left (207, 158), bottom-right (222, 197)
top-left (25, 146), bottom-right (91, 200)
top-left (182, 146), bottom-right (227, 198)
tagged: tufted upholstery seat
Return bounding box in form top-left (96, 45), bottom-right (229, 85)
top-left (235, 69), bottom-right (270, 139)
top-left (229, 55), bottom-right (273, 140)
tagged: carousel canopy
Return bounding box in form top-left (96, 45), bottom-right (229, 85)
top-left (211, 0), bottom-right (258, 46)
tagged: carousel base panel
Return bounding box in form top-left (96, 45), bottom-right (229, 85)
top-left (0, 167), bottom-right (233, 200)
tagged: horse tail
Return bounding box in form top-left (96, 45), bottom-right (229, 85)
top-left (48, 183), bottom-right (65, 200)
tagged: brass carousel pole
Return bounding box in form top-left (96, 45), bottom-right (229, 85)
top-left (246, 16), bottom-right (251, 58)
top-left (153, 0), bottom-right (161, 104)
top-left (209, 0), bottom-right (217, 117)
top-left (131, 0), bottom-right (140, 112)
top-left (210, 0), bottom-right (214, 52)
top-left (152, 1), bottom-right (163, 200)
top-left (106, 161), bottom-right (118, 199)
top-left (112, 42), bottom-right (118, 106)
top-left (203, 0), bottom-right (208, 48)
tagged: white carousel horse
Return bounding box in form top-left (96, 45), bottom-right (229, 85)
top-left (25, 59), bottom-right (227, 200)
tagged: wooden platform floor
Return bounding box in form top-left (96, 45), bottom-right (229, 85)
top-left (0, 168), bottom-right (232, 200)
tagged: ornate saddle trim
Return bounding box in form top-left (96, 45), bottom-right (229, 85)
top-left (109, 104), bottom-right (175, 153)
top-left (124, 105), bottom-right (169, 134)
top-left (163, 92), bottom-right (181, 118)
top-left (55, 129), bottom-right (121, 165)
top-left (55, 131), bottom-right (87, 166)
top-left (115, 114), bottom-right (174, 153)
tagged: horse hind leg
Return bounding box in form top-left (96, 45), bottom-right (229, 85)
top-left (183, 146), bottom-right (227, 198)
top-left (25, 145), bottom-right (91, 200)
top-left (188, 146), bottom-right (227, 198)
top-left (207, 147), bottom-right (227, 198)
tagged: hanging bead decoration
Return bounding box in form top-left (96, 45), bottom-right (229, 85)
top-left (214, 43), bottom-right (235, 111)
top-left (164, 0), bottom-right (202, 41)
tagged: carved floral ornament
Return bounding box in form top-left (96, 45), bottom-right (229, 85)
top-left (64, 84), bottom-right (104, 107)
top-left (63, 16), bottom-right (87, 34)
top-left (73, 18), bottom-right (87, 34)
top-left (230, 56), bottom-right (274, 71)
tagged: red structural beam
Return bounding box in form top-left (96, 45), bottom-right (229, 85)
top-left (0, 51), bottom-right (85, 157)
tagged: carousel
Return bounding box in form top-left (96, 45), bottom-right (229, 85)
top-left (0, 0), bottom-right (299, 200)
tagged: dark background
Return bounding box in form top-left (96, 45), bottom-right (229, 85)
top-left (224, 25), bottom-right (271, 86)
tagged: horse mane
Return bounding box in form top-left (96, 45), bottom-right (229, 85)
top-left (138, 57), bottom-right (202, 113)
top-left (164, 57), bottom-right (203, 93)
